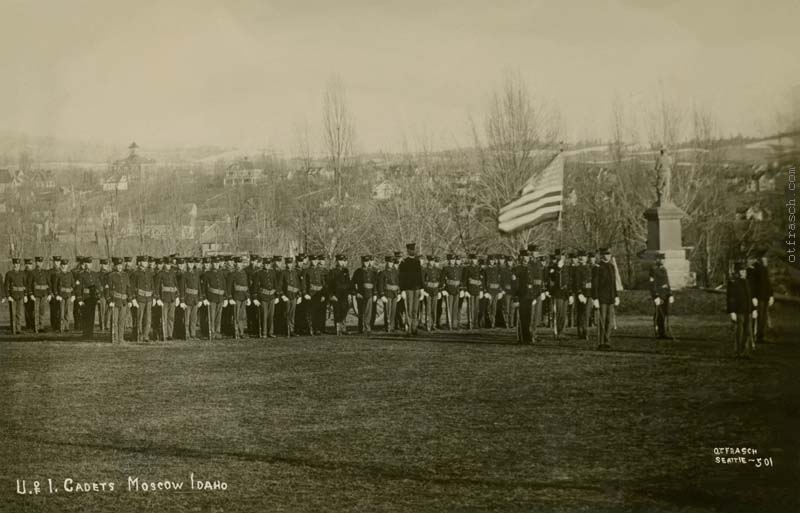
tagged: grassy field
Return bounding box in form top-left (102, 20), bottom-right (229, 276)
top-left (1, 309), bottom-right (799, 512)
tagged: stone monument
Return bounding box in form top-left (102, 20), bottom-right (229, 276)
top-left (642, 149), bottom-right (692, 288)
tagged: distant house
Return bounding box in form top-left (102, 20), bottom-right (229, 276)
top-left (103, 175), bottom-right (129, 191)
top-left (0, 168), bottom-right (23, 193)
top-left (110, 142), bottom-right (155, 182)
top-left (372, 180), bottom-right (401, 200)
top-left (27, 169), bottom-right (56, 189)
top-left (224, 158), bottom-right (264, 186)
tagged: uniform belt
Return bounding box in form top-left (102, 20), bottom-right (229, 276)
top-left (137, 289), bottom-right (152, 297)
top-left (60, 287), bottom-right (73, 293)
top-left (209, 287), bottom-right (224, 295)
top-left (533, 279), bottom-right (543, 285)
top-left (112, 291), bottom-right (126, 300)
top-left (259, 288), bottom-right (276, 295)
top-left (362, 283), bottom-right (373, 289)
top-left (468, 279), bottom-right (481, 286)
top-left (287, 285), bottom-right (300, 293)
top-left (425, 282), bottom-right (439, 288)
top-left (83, 288), bottom-right (91, 295)
top-left (446, 280), bottom-right (460, 287)
top-left (310, 285), bottom-right (323, 291)
top-left (186, 288), bottom-right (198, 295)
top-left (35, 284), bottom-right (49, 290)
top-left (385, 284), bottom-right (399, 291)
top-left (234, 285), bottom-right (248, 292)
top-left (584, 282), bottom-right (591, 288)
top-left (162, 286), bottom-right (178, 292)
top-left (12, 286), bottom-right (25, 291)
top-left (488, 282), bottom-right (500, 288)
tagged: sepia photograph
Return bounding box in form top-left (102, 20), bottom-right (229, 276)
top-left (1, 1), bottom-right (798, 511)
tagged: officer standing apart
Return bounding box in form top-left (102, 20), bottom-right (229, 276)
top-left (748, 249), bottom-right (774, 345)
top-left (649, 252), bottom-right (674, 340)
top-left (592, 248), bottom-right (620, 349)
top-left (728, 259), bottom-right (757, 358)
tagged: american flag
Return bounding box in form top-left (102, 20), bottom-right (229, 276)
top-left (498, 152), bottom-right (564, 233)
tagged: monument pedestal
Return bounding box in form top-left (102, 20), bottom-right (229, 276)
top-left (643, 202), bottom-right (692, 289)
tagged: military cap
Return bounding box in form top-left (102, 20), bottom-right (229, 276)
top-left (193, 257), bottom-right (200, 263)
top-left (478, 258), bottom-right (485, 265)
top-left (754, 248), bottom-right (768, 258)
top-left (123, 256), bottom-right (132, 262)
top-left (249, 253), bottom-right (259, 260)
top-left (426, 254), bottom-right (434, 260)
top-left (232, 256), bottom-right (241, 263)
top-left (61, 258), bottom-right (70, 265)
top-left (527, 243), bottom-right (538, 252)
top-left (384, 255), bottom-right (393, 262)
top-left (34, 256), bottom-right (43, 262)
top-left (23, 258), bottom-right (32, 264)
top-left (567, 252), bottom-right (576, 259)
top-left (53, 255), bottom-right (61, 261)
top-left (434, 255), bottom-right (441, 262)
top-left (600, 247), bottom-right (611, 255)
top-left (284, 257), bottom-right (294, 263)
top-left (86, 256), bottom-right (94, 263)
top-left (112, 257), bottom-right (122, 264)
top-left (361, 255), bottom-right (370, 262)
top-left (11, 257), bottom-right (20, 264)
top-left (468, 253), bottom-right (477, 259)
top-left (271, 256), bottom-right (281, 262)
top-left (99, 258), bottom-right (108, 264)
top-left (733, 259), bottom-right (746, 271)
top-left (655, 252), bottom-right (665, 260)
top-left (406, 242), bottom-right (416, 251)
top-left (519, 249), bottom-right (529, 257)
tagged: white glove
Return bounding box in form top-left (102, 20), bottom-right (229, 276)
top-left (321, 296), bottom-right (327, 302)
top-left (330, 295), bottom-right (338, 302)
top-left (281, 295), bottom-right (289, 302)
top-left (568, 295), bottom-right (575, 305)
top-left (175, 298), bottom-right (180, 307)
top-left (30, 294), bottom-right (36, 302)
top-left (381, 296), bottom-right (388, 304)
top-left (497, 291), bottom-right (504, 300)
top-left (180, 302), bottom-right (187, 309)
top-left (304, 294), bottom-right (311, 300)
top-left (157, 299), bottom-right (164, 307)
top-left (246, 298), bottom-right (252, 306)
top-left (578, 293), bottom-right (586, 303)
top-left (223, 299), bottom-right (229, 307)
top-left (203, 299), bottom-right (210, 306)
top-left (56, 295), bottom-right (63, 302)
top-left (668, 296), bottom-right (674, 304)
top-left (436, 292), bottom-right (442, 300)
top-left (253, 299), bottom-right (261, 307)
top-left (545, 291), bottom-right (551, 298)
top-left (23, 295), bottom-right (28, 303)
top-left (730, 312), bottom-right (737, 321)
top-left (0, 298), bottom-right (4, 303)
top-left (70, 295), bottom-right (76, 303)
top-left (540, 293), bottom-right (546, 301)
top-left (273, 298), bottom-right (280, 304)
top-left (296, 297), bottom-right (302, 304)
top-left (108, 301), bottom-right (114, 308)
top-left (7, 297), bottom-right (13, 303)
top-left (768, 296), bottom-right (774, 307)
top-left (751, 298), bottom-right (758, 307)
top-left (401, 291), bottom-right (407, 300)
top-left (458, 290), bottom-right (465, 299)
top-left (78, 301), bottom-right (84, 306)
top-left (47, 294), bottom-right (52, 302)
top-left (132, 299), bottom-right (139, 308)
top-left (654, 297), bottom-right (662, 306)
top-left (614, 297), bottom-right (620, 307)
top-left (593, 299), bottom-right (600, 309)
top-left (127, 302), bottom-right (132, 308)
top-left (152, 298), bottom-right (157, 306)
top-left (441, 290), bottom-right (449, 297)
top-left (752, 310), bottom-right (758, 319)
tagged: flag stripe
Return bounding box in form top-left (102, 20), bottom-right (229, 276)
top-left (497, 152), bottom-right (565, 233)
top-left (498, 188), bottom-right (562, 219)
top-left (498, 207), bottom-right (561, 233)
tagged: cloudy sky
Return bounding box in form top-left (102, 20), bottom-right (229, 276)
top-left (1, 0), bottom-right (798, 153)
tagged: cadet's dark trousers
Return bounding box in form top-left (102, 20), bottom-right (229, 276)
top-left (576, 299), bottom-right (590, 339)
top-left (383, 297), bottom-right (398, 332)
top-left (597, 304), bottom-right (613, 346)
top-left (518, 297), bottom-right (533, 343)
top-left (136, 300), bottom-right (152, 341)
top-left (208, 301), bottom-right (223, 337)
top-left (260, 298), bottom-right (276, 337)
top-left (82, 298), bottom-right (97, 337)
top-left (754, 302), bottom-right (768, 343)
top-left (310, 294), bottom-right (326, 333)
top-left (654, 301), bottom-right (669, 338)
top-left (284, 297), bottom-right (297, 336)
top-left (424, 291), bottom-right (439, 330)
top-left (50, 297), bottom-right (59, 330)
top-left (184, 304), bottom-right (198, 339)
top-left (357, 295), bottom-right (374, 333)
top-left (404, 290), bottom-right (421, 334)
top-left (733, 314), bottom-right (754, 355)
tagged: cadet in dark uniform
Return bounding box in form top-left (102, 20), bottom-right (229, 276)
top-left (592, 248), bottom-right (619, 349)
top-left (398, 243), bottom-right (424, 335)
top-left (5, 258), bottom-right (27, 334)
top-left (303, 255), bottom-right (326, 335)
top-left (327, 255), bottom-right (351, 335)
top-left (649, 252), bottom-right (674, 339)
top-left (254, 256), bottom-right (280, 338)
top-left (513, 249), bottom-right (534, 344)
top-left (421, 255), bottom-right (442, 331)
top-left (53, 259), bottom-right (76, 332)
top-left (108, 257), bottom-right (131, 344)
top-left (49, 256), bottom-right (61, 330)
top-left (226, 257), bottom-right (251, 339)
top-left (728, 260), bottom-right (756, 358)
top-left (180, 257), bottom-right (202, 340)
top-left (377, 256), bottom-right (401, 332)
top-left (548, 250), bottom-right (570, 339)
top-left (28, 256), bottom-right (51, 333)
top-left (281, 257), bottom-right (302, 337)
top-left (748, 249), bottom-right (774, 345)
top-left (204, 257), bottom-right (227, 339)
top-left (352, 255), bottom-right (377, 334)
top-left (461, 253), bottom-right (482, 329)
top-left (573, 251), bottom-right (592, 340)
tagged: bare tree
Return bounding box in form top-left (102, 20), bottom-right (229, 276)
top-left (323, 75), bottom-right (355, 203)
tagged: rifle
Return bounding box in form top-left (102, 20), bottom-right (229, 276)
top-left (552, 298), bottom-right (558, 338)
top-left (443, 294), bottom-right (451, 329)
top-left (161, 301), bottom-right (166, 341)
top-left (207, 302), bottom-right (212, 340)
top-left (111, 305), bottom-right (117, 343)
top-left (9, 299), bottom-right (16, 335)
top-left (653, 301), bottom-right (659, 338)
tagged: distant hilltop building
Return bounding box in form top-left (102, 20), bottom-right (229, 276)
top-left (109, 141), bottom-right (155, 184)
top-left (224, 157), bottom-right (264, 186)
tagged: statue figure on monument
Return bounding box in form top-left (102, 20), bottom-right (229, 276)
top-left (654, 147), bottom-right (673, 206)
